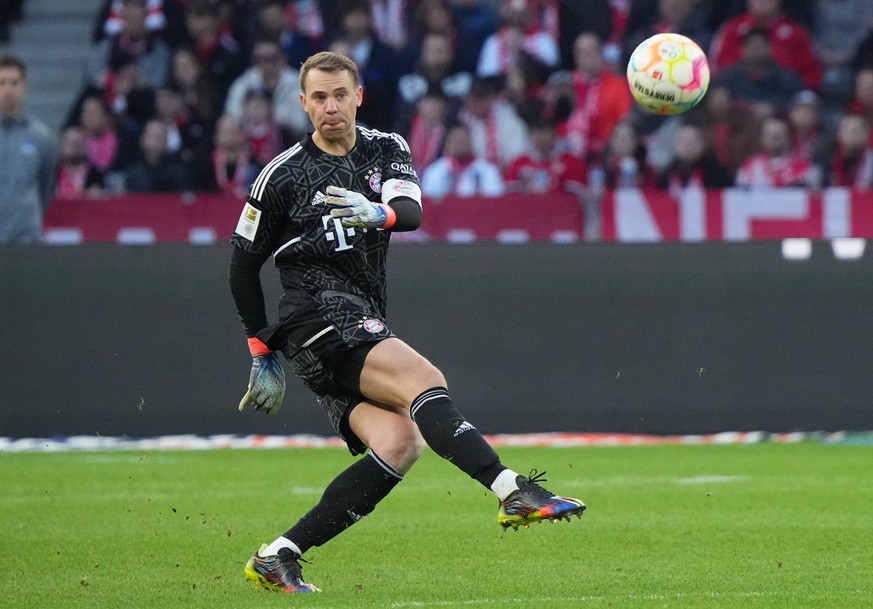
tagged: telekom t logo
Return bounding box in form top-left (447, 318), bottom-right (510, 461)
top-left (322, 215), bottom-right (356, 251)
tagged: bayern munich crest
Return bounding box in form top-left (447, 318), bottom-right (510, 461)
top-left (366, 167), bottom-right (382, 193)
top-left (362, 318), bottom-right (385, 333)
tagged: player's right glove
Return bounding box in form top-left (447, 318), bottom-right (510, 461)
top-left (238, 338), bottom-right (286, 416)
top-left (325, 185), bottom-right (395, 229)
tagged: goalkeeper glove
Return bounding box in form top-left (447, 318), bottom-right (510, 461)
top-left (325, 185), bottom-right (395, 229)
top-left (238, 338), bottom-right (286, 415)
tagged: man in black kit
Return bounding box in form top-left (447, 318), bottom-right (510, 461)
top-left (228, 51), bottom-right (586, 594)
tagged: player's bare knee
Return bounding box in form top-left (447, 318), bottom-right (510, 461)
top-left (372, 422), bottom-right (424, 474)
top-left (421, 363), bottom-right (447, 392)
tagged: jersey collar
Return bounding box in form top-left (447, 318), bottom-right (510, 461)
top-left (303, 128), bottom-right (362, 158)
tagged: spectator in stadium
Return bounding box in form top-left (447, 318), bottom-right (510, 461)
top-left (254, 0), bottom-right (320, 70)
top-left (77, 95), bottom-right (121, 174)
top-left (369, 0), bottom-right (411, 52)
top-left (420, 122), bottom-right (505, 198)
top-left (95, 0), bottom-right (166, 43)
top-left (411, 0), bottom-right (457, 41)
top-left (709, 0), bottom-right (821, 91)
top-left (502, 48), bottom-right (551, 111)
top-left (827, 113), bottom-right (873, 190)
top-left (170, 46), bottom-right (219, 124)
top-left (394, 31), bottom-right (471, 134)
top-left (329, 0), bottom-right (400, 131)
top-left (813, 0), bottom-right (873, 103)
top-left (458, 76), bottom-right (530, 168)
top-left (399, 0), bottom-right (458, 75)
top-left (596, 120), bottom-right (654, 188)
top-left (504, 114), bottom-right (587, 196)
top-left (151, 83), bottom-right (212, 183)
top-left (238, 89), bottom-right (290, 166)
top-left (230, 51), bottom-right (584, 594)
top-left (83, 0), bottom-right (172, 90)
top-left (55, 126), bottom-right (106, 199)
top-left (846, 69), bottom-right (873, 142)
top-left (119, 118), bottom-right (191, 192)
top-left (735, 116), bottom-right (813, 188)
top-left (525, 0), bottom-right (560, 44)
top-left (475, 0), bottom-right (559, 78)
top-left (700, 0), bottom-right (817, 31)
top-left (184, 0), bottom-right (246, 115)
top-left (564, 31), bottom-right (633, 162)
top-left (213, 0), bottom-right (255, 51)
top-left (536, 68), bottom-right (575, 146)
top-left (0, 0), bottom-right (25, 43)
top-left (450, 0), bottom-right (499, 75)
top-left (0, 55), bottom-right (57, 244)
top-left (711, 27), bottom-right (805, 114)
top-left (503, 55), bottom-right (548, 121)
top-left (67, 52), bottom-right (156, 154)
top-left (851, 28), bottom-right (873, 73)
top-left (698, 85), bottom-right (762, 174)
top-left (622, 0), bottom-right (713, 68)
top-left (555, 0), bottom-right (614, 70)
top-left (224, 38), bottom-right (311, 140)
top-left (206, 114), bottom-right (260, 196)
top-left (657, 123), bottom-right (733, 193)
top-left (786, 90), bottom-right (826, 166)
top-left (406, 89), bottom-right (450, 173)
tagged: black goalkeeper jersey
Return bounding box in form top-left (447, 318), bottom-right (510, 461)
top-left (231, 127), bottom-right (421, 339)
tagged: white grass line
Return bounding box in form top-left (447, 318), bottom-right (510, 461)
top-left (289, 486), bottom-right (323, 495)
top-left (675, 475), bottom-right (747, 485)
top-left (0, 431), bottom-right (860, 453)
top-left (391, 591), bottom-right (783, 608)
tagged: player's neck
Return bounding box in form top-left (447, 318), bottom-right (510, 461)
top-left (312, 131), bottom-right (356, 156)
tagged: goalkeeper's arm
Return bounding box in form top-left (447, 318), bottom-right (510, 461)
top-left (383, 196), bottom-right (422, 231)
top-left (229, 246), bottom-right (285, 415)
top-left (326, 182), bottom-right (422, 232)
top-left (228, 246), bottom-right (271, 338)
top-left (382, 177), bottom-right (423, 232)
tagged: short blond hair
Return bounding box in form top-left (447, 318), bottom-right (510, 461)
top-left (299, 51), bottom-right (360, 94)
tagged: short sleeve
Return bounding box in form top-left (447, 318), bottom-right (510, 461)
top-left (230, 179), bottom-right (286, 255)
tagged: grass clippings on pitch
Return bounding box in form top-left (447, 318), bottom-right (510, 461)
top-left (2, 443), bottom-right (871, 609)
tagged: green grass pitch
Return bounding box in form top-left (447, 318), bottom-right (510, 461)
top-left (2, 443), bottom-right (871, 608)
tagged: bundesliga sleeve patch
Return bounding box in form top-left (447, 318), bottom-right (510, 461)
top-left (234, 203), bottom-right (262, 242)
top-left (382, 179), bottom-right (422, 206)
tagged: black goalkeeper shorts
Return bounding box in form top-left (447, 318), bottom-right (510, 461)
top-left (257, 295), bottom-right (394, 455)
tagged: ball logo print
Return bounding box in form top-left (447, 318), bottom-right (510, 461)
top-left (626, 33), bottom-right (710, 115)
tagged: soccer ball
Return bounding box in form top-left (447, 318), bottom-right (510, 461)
top-left (626, 33), bottom-right (710, 115)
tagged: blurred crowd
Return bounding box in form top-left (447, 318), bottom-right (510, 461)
top-left (36, 0), bottom-right (873, 198)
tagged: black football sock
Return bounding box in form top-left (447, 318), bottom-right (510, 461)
top-left (284, 451), bottom-right (402, 553)
top-left (410, 387), bottom-right (507, 489)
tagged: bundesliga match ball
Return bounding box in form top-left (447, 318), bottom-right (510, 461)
top-left (626, 33), bottom-right (710, 115)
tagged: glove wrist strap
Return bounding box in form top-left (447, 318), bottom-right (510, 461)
top-left (247, 337), bottom-right (272, 356)
top-left (379, 204), bottom-right (397, 229)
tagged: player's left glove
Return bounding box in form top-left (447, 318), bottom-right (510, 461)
top-left (238, 338), bottom-right (286, 416)
top-left (325, 185), bottom-right (392, 229)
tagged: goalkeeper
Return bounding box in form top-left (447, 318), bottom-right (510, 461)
top-left (228, 51), bottom-right (586, 594)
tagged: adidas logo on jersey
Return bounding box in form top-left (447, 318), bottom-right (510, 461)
top-left (311, 191), bottom-right (326, 206)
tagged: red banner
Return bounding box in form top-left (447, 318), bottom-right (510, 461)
top-left (601, 188), bottom-right (873, 242)
top-left (42, 188), bottom-right (873, 244)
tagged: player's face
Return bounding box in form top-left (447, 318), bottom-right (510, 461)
top-left (300, 68), bottom-right (362, 148)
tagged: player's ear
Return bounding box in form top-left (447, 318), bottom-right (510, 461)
top-left (356, 85), bottom-right (363, 107)
top-left (300, 91), bottom-right (307, 111)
